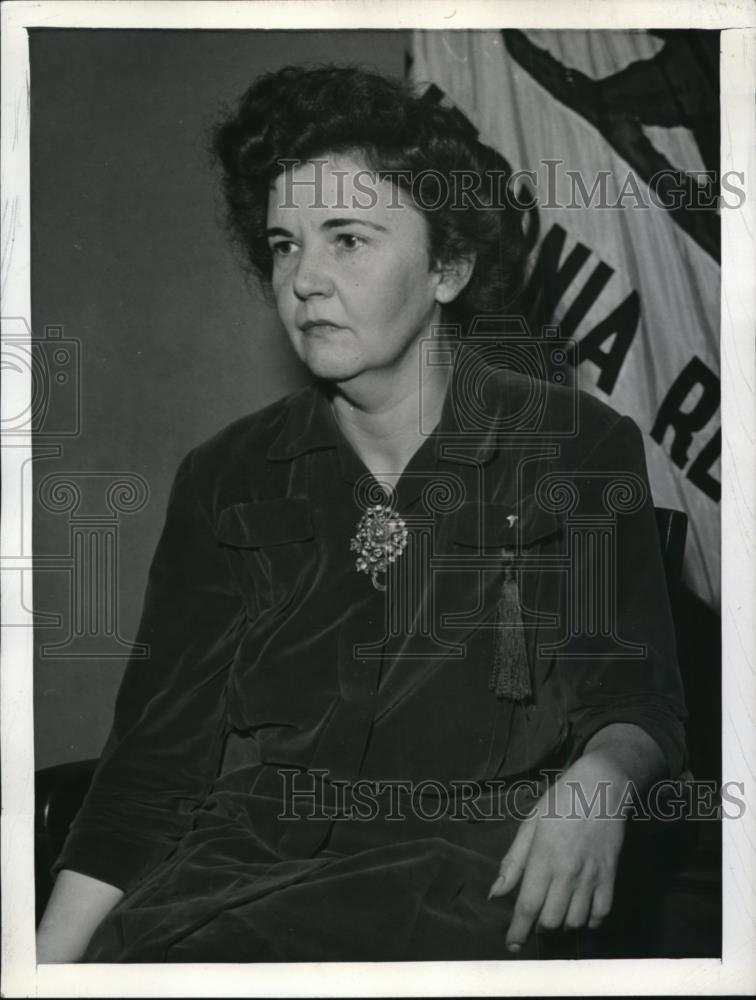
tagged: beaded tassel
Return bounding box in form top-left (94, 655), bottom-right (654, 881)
top-left (489, 548), bottom-right (532, 701)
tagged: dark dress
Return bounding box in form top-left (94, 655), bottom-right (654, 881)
top-left (55, 368), bottom-right (687, 962)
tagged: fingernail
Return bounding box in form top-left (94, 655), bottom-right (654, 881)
top-left (507, 942), bottom-right (521, 953)
top-left (488, 875), bottom-right (507, 898)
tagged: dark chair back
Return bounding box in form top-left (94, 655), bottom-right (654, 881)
top-left (654, 506), bottom-right (688, 602)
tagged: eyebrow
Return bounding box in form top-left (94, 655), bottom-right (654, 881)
top-left (265, 218), bottom-right (388, 239)
top-left (322, 218), bottom-right (388, 233)
top-left (265, 226), bottom-right (294, 239)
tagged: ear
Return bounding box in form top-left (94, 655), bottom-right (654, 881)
top-left (434, 254), bottom-right (476, 305)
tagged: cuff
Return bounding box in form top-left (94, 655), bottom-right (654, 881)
top-left (53, 827), bottom-right (174, 893)
top-left (568, 703), bottom-right (687, 779)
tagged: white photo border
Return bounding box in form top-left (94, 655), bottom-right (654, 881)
top-left (2, 2), bottom-right (754, 996)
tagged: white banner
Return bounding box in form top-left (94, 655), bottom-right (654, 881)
top-left (413, 29), bottom-right (721, 609)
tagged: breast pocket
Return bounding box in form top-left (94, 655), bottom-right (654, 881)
top-left (451, 499), bottom-right (560, 553)
top-left (216, 498), bottom-right (316, 619)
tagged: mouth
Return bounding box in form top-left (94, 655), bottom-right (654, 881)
top-left (299, 319), bottom-right (346, 333)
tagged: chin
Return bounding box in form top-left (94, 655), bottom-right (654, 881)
top-left (301, 348), bottom-right (363, 383)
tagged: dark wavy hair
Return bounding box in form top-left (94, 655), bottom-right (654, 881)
top-left (213, 65), bottom-right (531, 328)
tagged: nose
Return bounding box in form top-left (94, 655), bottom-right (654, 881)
top-left (292, 245), bottom-right (334, 300)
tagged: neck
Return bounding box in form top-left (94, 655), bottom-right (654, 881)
top-left (330, 358), bottom-right (450, 490)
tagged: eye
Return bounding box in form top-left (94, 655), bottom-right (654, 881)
top-left (335, 233), bottom-right (366, 251)
top-left (270, 240), bottom-right (298, 258)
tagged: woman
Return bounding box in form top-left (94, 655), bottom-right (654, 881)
top-left (36, 65), bottom-right (686, 963)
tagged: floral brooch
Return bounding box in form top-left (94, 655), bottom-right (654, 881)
top-left (350, 504), bottom-right (409, 590)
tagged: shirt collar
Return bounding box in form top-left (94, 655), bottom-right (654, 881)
top-left (266, 364), bottom-right (504, 466)
top-left (266, 382), bottom-right (341, 461)
top-left (432, 364), bottom-right (499, 465)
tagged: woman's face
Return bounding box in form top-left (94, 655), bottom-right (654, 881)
top-left (266, 153), bottom-right (459, 390)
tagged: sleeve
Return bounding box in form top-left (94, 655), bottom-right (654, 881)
top-left (53, 449), bottom-right (247, 891)
top-left (557, 414), bottom-right (688, 777)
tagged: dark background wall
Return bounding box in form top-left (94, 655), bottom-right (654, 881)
top-left (31, 30), bottom-right (411, 769)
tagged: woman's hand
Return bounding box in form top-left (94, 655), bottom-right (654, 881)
top-left (488, 751), bottom-right (630, 952)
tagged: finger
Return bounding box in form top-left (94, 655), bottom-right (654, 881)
top-left (588, 873), bottom-right (615, 929)
top-left (488, 817), bottom-right (537, 898)
top-left (504, 864), bottom-right (551, 952)
top-left (535, 875), bottom-right (577, 933)
top-left (563, 867), bottom-right (597, 930)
